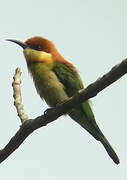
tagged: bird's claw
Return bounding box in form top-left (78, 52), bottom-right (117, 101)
top-left (44, 107), bottom-right (54, 116)
top-left (44, 100), bottom-right (67, 116)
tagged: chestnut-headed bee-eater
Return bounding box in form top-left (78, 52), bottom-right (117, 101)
top-left (7, 37), bottom-right (119, 164)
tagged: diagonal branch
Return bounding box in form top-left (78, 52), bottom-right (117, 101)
top-left (0, 58), bottom-right (127, 164)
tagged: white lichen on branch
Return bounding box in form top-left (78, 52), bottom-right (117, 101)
top-left (12, 68), bottom-right (29, 123)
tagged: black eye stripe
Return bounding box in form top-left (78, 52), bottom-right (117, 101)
top-left (30, 45), bottom-right (42, 51)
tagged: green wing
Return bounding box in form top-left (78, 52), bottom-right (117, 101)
top-left (53, 61), bottom-right (95, 121)
top-left (53, 62), bottom-right (120, 165)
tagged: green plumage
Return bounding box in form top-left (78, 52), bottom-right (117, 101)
top-left (7, 37), bottom-right (119, 164)
top-left (28, 61), bottom-right (119, 164)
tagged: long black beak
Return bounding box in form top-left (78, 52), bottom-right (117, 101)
top-left (6, 39), bottom-right (29, 49)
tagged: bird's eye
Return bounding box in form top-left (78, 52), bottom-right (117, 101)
top-left (37, 45), bottom-right (42, 50)
top-left (30, 45), bottom-right (42, 51)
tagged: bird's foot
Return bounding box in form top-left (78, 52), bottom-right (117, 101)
top-left (44, 107), bottom-right (54, 116)
top-left (44, 100), bottom-right (68, 116)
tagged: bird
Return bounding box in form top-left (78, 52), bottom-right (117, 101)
top-left (7, 36), bottom-right (119, 164)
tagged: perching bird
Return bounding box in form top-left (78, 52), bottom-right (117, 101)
top-left (7, 36), bottom-right (119, 164)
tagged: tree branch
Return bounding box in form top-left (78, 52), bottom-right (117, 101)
top-left (0, 58), bottom-right (127, 164)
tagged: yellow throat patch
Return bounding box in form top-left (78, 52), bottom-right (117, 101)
top-left (23, 48), bottom-right (53, 64)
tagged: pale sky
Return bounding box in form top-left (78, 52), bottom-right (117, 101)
top-left (0, 0), bottom-right (127, 179)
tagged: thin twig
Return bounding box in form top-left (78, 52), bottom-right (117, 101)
top-left (12, 68), bottom-right (29, 123)
top-left (0, 58), bottom-right (127, 164)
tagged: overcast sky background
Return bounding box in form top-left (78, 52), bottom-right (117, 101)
top-left (0, 0), bottom-right (127, 179)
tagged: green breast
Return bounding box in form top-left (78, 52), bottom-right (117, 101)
top-left (28, 63), bottom-right (69, 107)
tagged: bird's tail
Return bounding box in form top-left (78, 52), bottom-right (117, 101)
top-left (99, 135), bottom-right (119, 164)
top-left (68, 109), bottom-right (120, 164)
